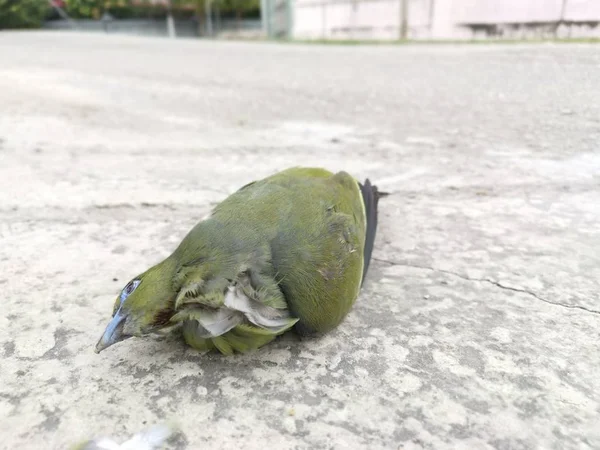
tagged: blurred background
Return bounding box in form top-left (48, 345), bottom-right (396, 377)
top-left (1, 0), bottom-right (599, 449)
top-left (2, 0), bottom-right (600, 41)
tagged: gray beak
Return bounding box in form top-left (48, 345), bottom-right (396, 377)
top-left (95, 309), bottom-right (131, 353)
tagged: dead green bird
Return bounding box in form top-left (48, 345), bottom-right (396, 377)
top-left (95, 167), bottom-right (386, 355)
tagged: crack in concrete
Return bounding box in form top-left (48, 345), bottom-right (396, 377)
top-left (373, 257), bottom-right (600, 315)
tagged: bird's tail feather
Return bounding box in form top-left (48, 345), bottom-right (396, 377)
top-left (358, 179), bottom-right (388, 285)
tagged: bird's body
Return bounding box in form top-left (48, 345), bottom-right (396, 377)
top-left (95, 167), bottom-right (385, 355)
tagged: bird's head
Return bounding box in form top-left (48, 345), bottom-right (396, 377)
top-left (95, 258), bottom-right (178, 354)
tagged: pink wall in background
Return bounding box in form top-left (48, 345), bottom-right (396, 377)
top-left (291, 0), bottom-right (600, 40)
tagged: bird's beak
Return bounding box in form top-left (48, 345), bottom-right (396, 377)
top-left (95, 309), bottom-right (131, 353)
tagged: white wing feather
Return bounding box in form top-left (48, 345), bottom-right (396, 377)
top-left (77, 424), bottom-right (174, 450)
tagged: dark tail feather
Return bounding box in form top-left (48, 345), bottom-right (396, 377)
top-left (358, 179), bottom-right (388, 285)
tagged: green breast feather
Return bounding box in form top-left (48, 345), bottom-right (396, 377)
top-left (95, 167), bottom-right (386, 355)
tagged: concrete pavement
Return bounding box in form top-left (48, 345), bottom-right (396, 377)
top-left (0, 32), bottom-right (599, 449)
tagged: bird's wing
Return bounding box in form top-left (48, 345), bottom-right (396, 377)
top-left (268, 171), bottom-right (367, 335)
top-left (170, 269), bottom-right (297, 355)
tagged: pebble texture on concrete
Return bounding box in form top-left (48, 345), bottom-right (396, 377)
top-left (0, 33), bottom-right (599, 450)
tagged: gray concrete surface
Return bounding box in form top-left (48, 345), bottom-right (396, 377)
top-left (0, 32), bottom-right (599, 450)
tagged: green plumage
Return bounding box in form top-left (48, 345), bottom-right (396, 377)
top-left (95, 167), bottom-right (385, 355)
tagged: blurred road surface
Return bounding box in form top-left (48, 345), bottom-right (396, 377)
top-left (0, 32), bottom-right (599, 450)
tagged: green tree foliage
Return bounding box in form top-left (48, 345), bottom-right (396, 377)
top-left (219, 0), bottom-right (260, 15)
top-left (64, 0), bottom-right (102, 19)
top-left (175, 0), bottom-right (260, 18)
top-left (62, 0), bottom-right (204, 19)
top-left (64, 0), bottom-right (144, 19)
top-left (0, 0), bottom-right (50, 29)
top-left (59, 0), bottom-right (261, 21)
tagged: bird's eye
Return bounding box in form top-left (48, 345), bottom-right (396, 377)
top-left (120, 279), bottom-right (141, 302)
